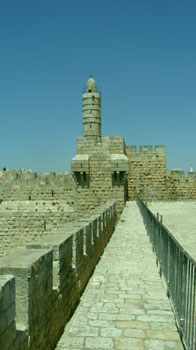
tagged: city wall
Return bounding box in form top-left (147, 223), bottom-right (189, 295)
top-left (1, 146), bottom-right (196, 214)
top-left (0, 201), bottom-right (77, 257)
top-left (126, 145), bottom-right (196, 201)
top-left (0, 171), bottom-right (77, 203)
top-left (166, 170), bottom-right (196, 200)
top-left (0, 172), bottom-right (79, 258)
top-left (0, 201), bottom-right (117, 350)
top-left (126, 145), bottom-right (167, 200)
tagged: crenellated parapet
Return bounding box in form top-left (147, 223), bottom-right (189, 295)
top-left (168, 169), bottom-right (196, 180)
top-left (0, 171), bottom-right (77, 202)
top-left (0, 201), bottom-right (117, 350)
top-left (126, 145), bottom-right (166, 156)
top-left (126, 145), bottom-right (167, 200)
top-left (125, 144), bottom-right (196, 200)
top-left (166, 169), bottom-right (196, 200)
top-left (1, 171), bottom-right (75, 185)
top-left (168, 169), bottom-right (185, 178)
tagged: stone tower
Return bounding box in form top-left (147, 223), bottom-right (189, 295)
top-left (82, 76), bottom-right (101, 142)
top-left (71, 76), bottom-right (129, 215)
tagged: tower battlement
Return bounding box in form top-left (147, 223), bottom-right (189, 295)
top-left (126, 145), bottom-right (166, 156)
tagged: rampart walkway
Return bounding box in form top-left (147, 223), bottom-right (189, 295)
top-left (56, 202), bottom-right (183, 350)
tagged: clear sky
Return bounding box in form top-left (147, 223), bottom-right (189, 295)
top-left (0, 0), bottom-right (195, 173)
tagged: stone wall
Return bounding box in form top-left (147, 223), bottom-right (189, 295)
top-left (1, 146), bottom-right (196, 210)
top-left (0, 201), bottom-right (77, 258)
top-left (126, 145), bottom-right (196, 201)
top-left (75, 154), bottom-right (127, 216)
top-left (72, 136), bottom-right (129, 216)
top-left (0, 276), bottom-right (17, 350)
top-left (126, 145), bottom-right (167, 200)
top-left (166, 170), bottom-right (196, 200)
top-left (0, 201), bottom-right (117, 350)
top-left (0, 171), bottom-right (77, 203)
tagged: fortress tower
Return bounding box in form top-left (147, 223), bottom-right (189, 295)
top-left (71, 76), bottom-right (129, 214)
top-left (82, 76), bottom-right (101, 142)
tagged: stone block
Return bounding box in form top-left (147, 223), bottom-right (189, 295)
top-left (71, 222), bottom-right (93, 257)
top-left (0, 248), bottom-right (53, 328)
top-left (26, 232), bottom-right (73, 289)
top-left (72, 229), bottom-right (84, 270)
top-left (0, 275), bottom-right (15, 334)
top-left (71, 154), bottom-right (89, 172)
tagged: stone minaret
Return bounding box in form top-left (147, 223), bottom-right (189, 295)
top-left (82, 76), bottom-right (101, 142)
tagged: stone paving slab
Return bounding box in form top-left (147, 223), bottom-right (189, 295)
top-left (55, 201), bottom-right (183, 350)
top-left (148, 201), bottom-right (196, 261)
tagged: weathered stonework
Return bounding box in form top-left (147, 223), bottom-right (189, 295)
top-left (0, 171), bottom-right (77, 202)
top-left (71, 77), bottom-right (129, 215)
top-left (0, 201), bottom-right (76, 257)
top-left (126, 145), bottom-right (167, 200)
top-left (72, 136), bottom-right (129, 215)
top-left (0, 202), bottom-right (117, 350)
top-left (166, 170), bottom-right (196, 200)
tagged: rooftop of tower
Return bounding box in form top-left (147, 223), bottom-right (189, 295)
top-left (87, 75), bottom-right (96, 93)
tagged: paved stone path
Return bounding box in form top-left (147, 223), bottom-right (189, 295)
top-left (55, 202), bottom-right (183, 350)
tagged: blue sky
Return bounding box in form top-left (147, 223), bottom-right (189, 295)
top-left (0, 0), bottom-right (195, 173)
